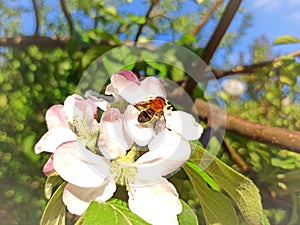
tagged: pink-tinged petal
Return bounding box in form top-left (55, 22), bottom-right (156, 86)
top-left (64, 94), bottom-right (96, 128)
top-left (45, 105), bottom-right (68, 129)
top-left (34, 127), bottom-right (77, 154)
top-left (117, 70), bottom-right (139, 83)
top-left (98, 108), bottom-right (132, 159)
top-left (123, 105), bottom-right (153, 146)
top-left (134, 129), bottom-right (191, 180)
top-left (43, 155), bottom-right (55, 176)
top-left (63, 181), bottom-right (116, 215)
top-left (165, 111), bottom-right (203, 140)
top-left (140, 77), bottom-right (167, 99)
top-left (53, 142), bottom-right (111, 188)
top-left (108, 73), bottom-right (146, 104)
top-left (128, 178), bottom-right (181, 225)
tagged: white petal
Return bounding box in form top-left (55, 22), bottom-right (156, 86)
top-left (34, 127), bottom-right (77, 154)
top-left (64, 94), bottom-right (95, 128)
top-left (45, 105), bottom-right (68, 129)
top-left (53, 142), bottom-right (111, 187)
top-left (134, 129), bottom-right (191, 180)
top-left (128, 178), bottom-right (181, 225)
top-left (109, 74), bottom-right (146, 104)
top-left (123, 105), bottom-right (153, 146)
top-left (99, 108), bottom-right (132, 159)
top-left (165, 111), bottom-right (203, 140)
top-left (63, 181), bottom-right (116, 215)
top-left (140, 77), bottom-right (167, 99)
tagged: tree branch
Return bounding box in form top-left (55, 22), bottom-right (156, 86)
top-left (212, 49), bottom-right (300, 78)
top-left (190, 0), bottom-right (222, 37)
top-left (31, 0), bottom-right (40, 36)
top-left (223, 138), bottom-right (248, 172)
top-left (59, 0), bottom-right (74, 34)
top-left (0, 36), bottom-right (69, 49)
top-left (183, 0), bottom-right (242, 97)
top-left (194, 98), bottom-right (300, 153)
top-left (134, 0), bottom-right (158, 43)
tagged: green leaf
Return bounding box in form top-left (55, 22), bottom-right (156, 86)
top-left (184, 164), bottom-right (239, 225)
top-left (178, 200), bottom-right (198, 225)
top-left (44, 173), bottom-right (64, 199)
top-left (40, 182), bottom-right (66, 225)
top-left (128, 14), bottom-right (146, 24)
top-left (273, 35), bottom-right (300, 45)
top-left (81, 45), bottom-right (113, 68)
top-left (82, 200), bottom-right (150, 225)
top-left (190, 143), bottom-right (264, 225)
top-left (186, 161), bottom-right (219, 191)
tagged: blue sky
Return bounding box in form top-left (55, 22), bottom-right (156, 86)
top-left (237, 0), bottom-right (300, 59)
top-left (16, 0), bottom-right (300, 65)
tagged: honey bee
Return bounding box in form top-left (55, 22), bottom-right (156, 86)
top-left (134, 97), bottom-right (168, 129)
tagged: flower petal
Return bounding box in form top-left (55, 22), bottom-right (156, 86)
top-left (98, 108), bottom-right (132, 159)
top-left (117, 70), bottom-right (139, 83)
top-left (123, 105), bottom-right (153, 146)
top-left (45, 105), bottom-right (68, 129)
top-left (43, 154), bottom-right (55, 176)
top-left (64, 94), bottom-right (96, 128)
top-left (63, 181), bottom-right (116, 215)
top-left (107, 73), bottom-right (146, 104)
top-left (128, 178), bottom-right (181, 225)
top-left (165, 110), bottom-right (203, 140)
top-left (34, 127), bottom-right (77, 154)
top-left (134, 129), bottom-right (191, 180)
top-left (140, 76), bottom-right (167, 99)
top-left (53, 142), bottom-right (111, 187)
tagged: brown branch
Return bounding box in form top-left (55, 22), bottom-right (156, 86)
top-left (194, 98), bottom-right (300, 153)
top-left (31, 0), bottom-right (40, 35)
top-left (59, 0), bottom-right (74, 34)
top-left (190, 0), bottom-right (222, 37)
top-left (134, 0), bottom-right (159, 43)
top-left (223, 138), bottom-right (248, 172)
top-left (0, 36), bottom-right (69, 49)
top-left (183, 0), bottom-right (242, 97)
top-left (212, 49), bottom-right (300, 78)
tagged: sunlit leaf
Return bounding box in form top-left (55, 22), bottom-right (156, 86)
top-left (186, 161), bottom-right (219, 191)
top-left (184, 163), bottom-right (239, 225)
top-left (273, 35), bottom-right (300, 45)
top-left (190, 143), bottom-right (264, 225)
top-left (82, 200), bottom-right (149, 225)
top-left (178, 199), bottom-right (198, 225)
top-left (40, 182), bottom-right (66, 225)
top-left (44, 173), bottom-right (64, 200)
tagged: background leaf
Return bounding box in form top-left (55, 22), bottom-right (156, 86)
top-left (273, 35), bottom-right (300, 45)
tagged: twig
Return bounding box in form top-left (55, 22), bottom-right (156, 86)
top-left (194, 98), bottom-right (300, 153)
top-left (134, 0), bottom-right (158, 43)
top-left (59, 0), bottom-right (74, 34)
top-left (31, 0), bottom-right (40, 36)
top-left (223, 138), bottom-right (248, 172)
top-left (183, 0), bottom-right (242, 97)
top-left (190, 0), bottom-right (222, 37)
top-left (212, 49), bottom-right (300, 78)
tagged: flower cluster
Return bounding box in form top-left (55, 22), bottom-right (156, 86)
top-left (35, 70), bottom-right (203, 225)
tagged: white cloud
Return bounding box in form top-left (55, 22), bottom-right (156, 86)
top-left (289, 12), bottom-right (300, 20)
top-left (253, 0), bottom-right (281, 12)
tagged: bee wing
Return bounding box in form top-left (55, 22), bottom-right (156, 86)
top-left (154, 113), bottom-right (166, 131)
top-left (134, 100), bottom-right (152, 111)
